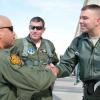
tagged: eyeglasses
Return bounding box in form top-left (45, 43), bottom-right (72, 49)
top-left (30, 25), bottom-right (44, 30)
top-left (0, 26), bottom-right (13, 32)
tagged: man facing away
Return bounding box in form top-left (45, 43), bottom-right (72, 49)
top-left (50, 4), bottom-right (100, 100)
top-left (15, 16), bottom-right (59, 100)
top-left (0, 15), bottom-right (57, 100)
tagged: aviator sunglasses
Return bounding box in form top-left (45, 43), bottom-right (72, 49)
top-left (30, 25), bottom-right (44, 30)
top-left (0, 26), bottom-right (13, 32)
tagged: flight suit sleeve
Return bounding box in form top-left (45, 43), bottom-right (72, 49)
top-left (48, 40), bottom-right (59, 65)
top-left (57, 37), bottom-right (79, 77)
top-left (0, 51), bottom-right (56, 91)
top-left (52, 46), bottom-right (59, 65)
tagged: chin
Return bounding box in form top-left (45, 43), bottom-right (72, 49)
top-left (80, 29), bottom-right (88, 33)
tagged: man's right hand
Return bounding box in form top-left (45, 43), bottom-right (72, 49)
top-left (47, 63), bottom-right (59, 76)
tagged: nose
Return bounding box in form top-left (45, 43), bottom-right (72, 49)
top-left (31, 28), bottom-right (38, 33)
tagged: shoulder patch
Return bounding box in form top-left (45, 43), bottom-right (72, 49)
top-left (10, 54), bottom-right (23, 65)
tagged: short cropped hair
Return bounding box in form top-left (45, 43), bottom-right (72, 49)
top-left (82, 4), bottom-right (100, 16)
top-left (82, 4), bottom-right (100, 11)
top-left (30, 16), bottom-right (45, 28)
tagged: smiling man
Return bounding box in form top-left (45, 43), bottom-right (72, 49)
top-left (0, 15), bottom-right (58, 100)
top-left (15, 16), bottom-right (59, 100)
top-left (49, 4), bottom-right (100, 100)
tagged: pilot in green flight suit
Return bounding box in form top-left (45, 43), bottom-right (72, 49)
top-left (0, 15), bottom-right (57, 100)
top-left (15, 16), bottom-right (59, 100)
top-left (0, 47), bottom-right (57, 100)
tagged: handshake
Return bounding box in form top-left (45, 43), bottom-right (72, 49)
top-left (47, 63), bottom-right (59, 76)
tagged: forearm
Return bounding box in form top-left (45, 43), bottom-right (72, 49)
top-left (0, 58), bottom-right (56, 91)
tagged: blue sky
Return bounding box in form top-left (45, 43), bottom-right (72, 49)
top-left (0, 0), bottom-right (84, 55)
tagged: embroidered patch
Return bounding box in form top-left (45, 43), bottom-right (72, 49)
top-left (10, 54), bottom-right (23, 65)
top-left (40, 49), bottom-right (47, 53)
top-left (27, 48), bottom-right (35, 54)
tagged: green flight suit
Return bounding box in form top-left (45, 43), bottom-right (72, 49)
top-left (14, 35), bottom-right (59, 100)
top-left (57, 32), bottom-right (100, 100)
top-left (0, 47), bottom-right (56, 100)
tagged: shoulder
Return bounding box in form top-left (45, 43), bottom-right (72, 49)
top-left (70, 33), bottom-right (87, 49)
top-left (14, 38), bottom-right (26, 53)
top-left (14, 38), bottom-right (25, 48)
top-left (43, 38), bottom-right (52, 43)
top-left (43, 38), bottom-right (55, 47)
top-left (15, 38), bottom-right (24, 44)
top-left (73, 32), bottom-right (87, 43)
top-left (71, 33), bottom-right (86, 44)
top-left (0, 49), bottom-right (10, 61)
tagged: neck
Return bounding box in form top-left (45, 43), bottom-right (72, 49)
top-left (31, 38), bottom-right (41, 44)
top-left (89, 27), bottom-right (100, 38)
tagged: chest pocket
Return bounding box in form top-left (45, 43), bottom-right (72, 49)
top-left (22, 39), bottom-right (53, 67)
top-left (30, 49), bottom-right (49, 66)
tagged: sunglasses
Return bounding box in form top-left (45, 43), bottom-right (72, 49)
top-left (0, 26), bottom-right (13, 32)
top-left (30, 25), bottom-right (44, 30)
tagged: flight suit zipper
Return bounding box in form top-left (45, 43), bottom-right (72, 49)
top-left (86, 39), bottom-right (94, 79)
top-left (89, 39), bottom-right (100, 79)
